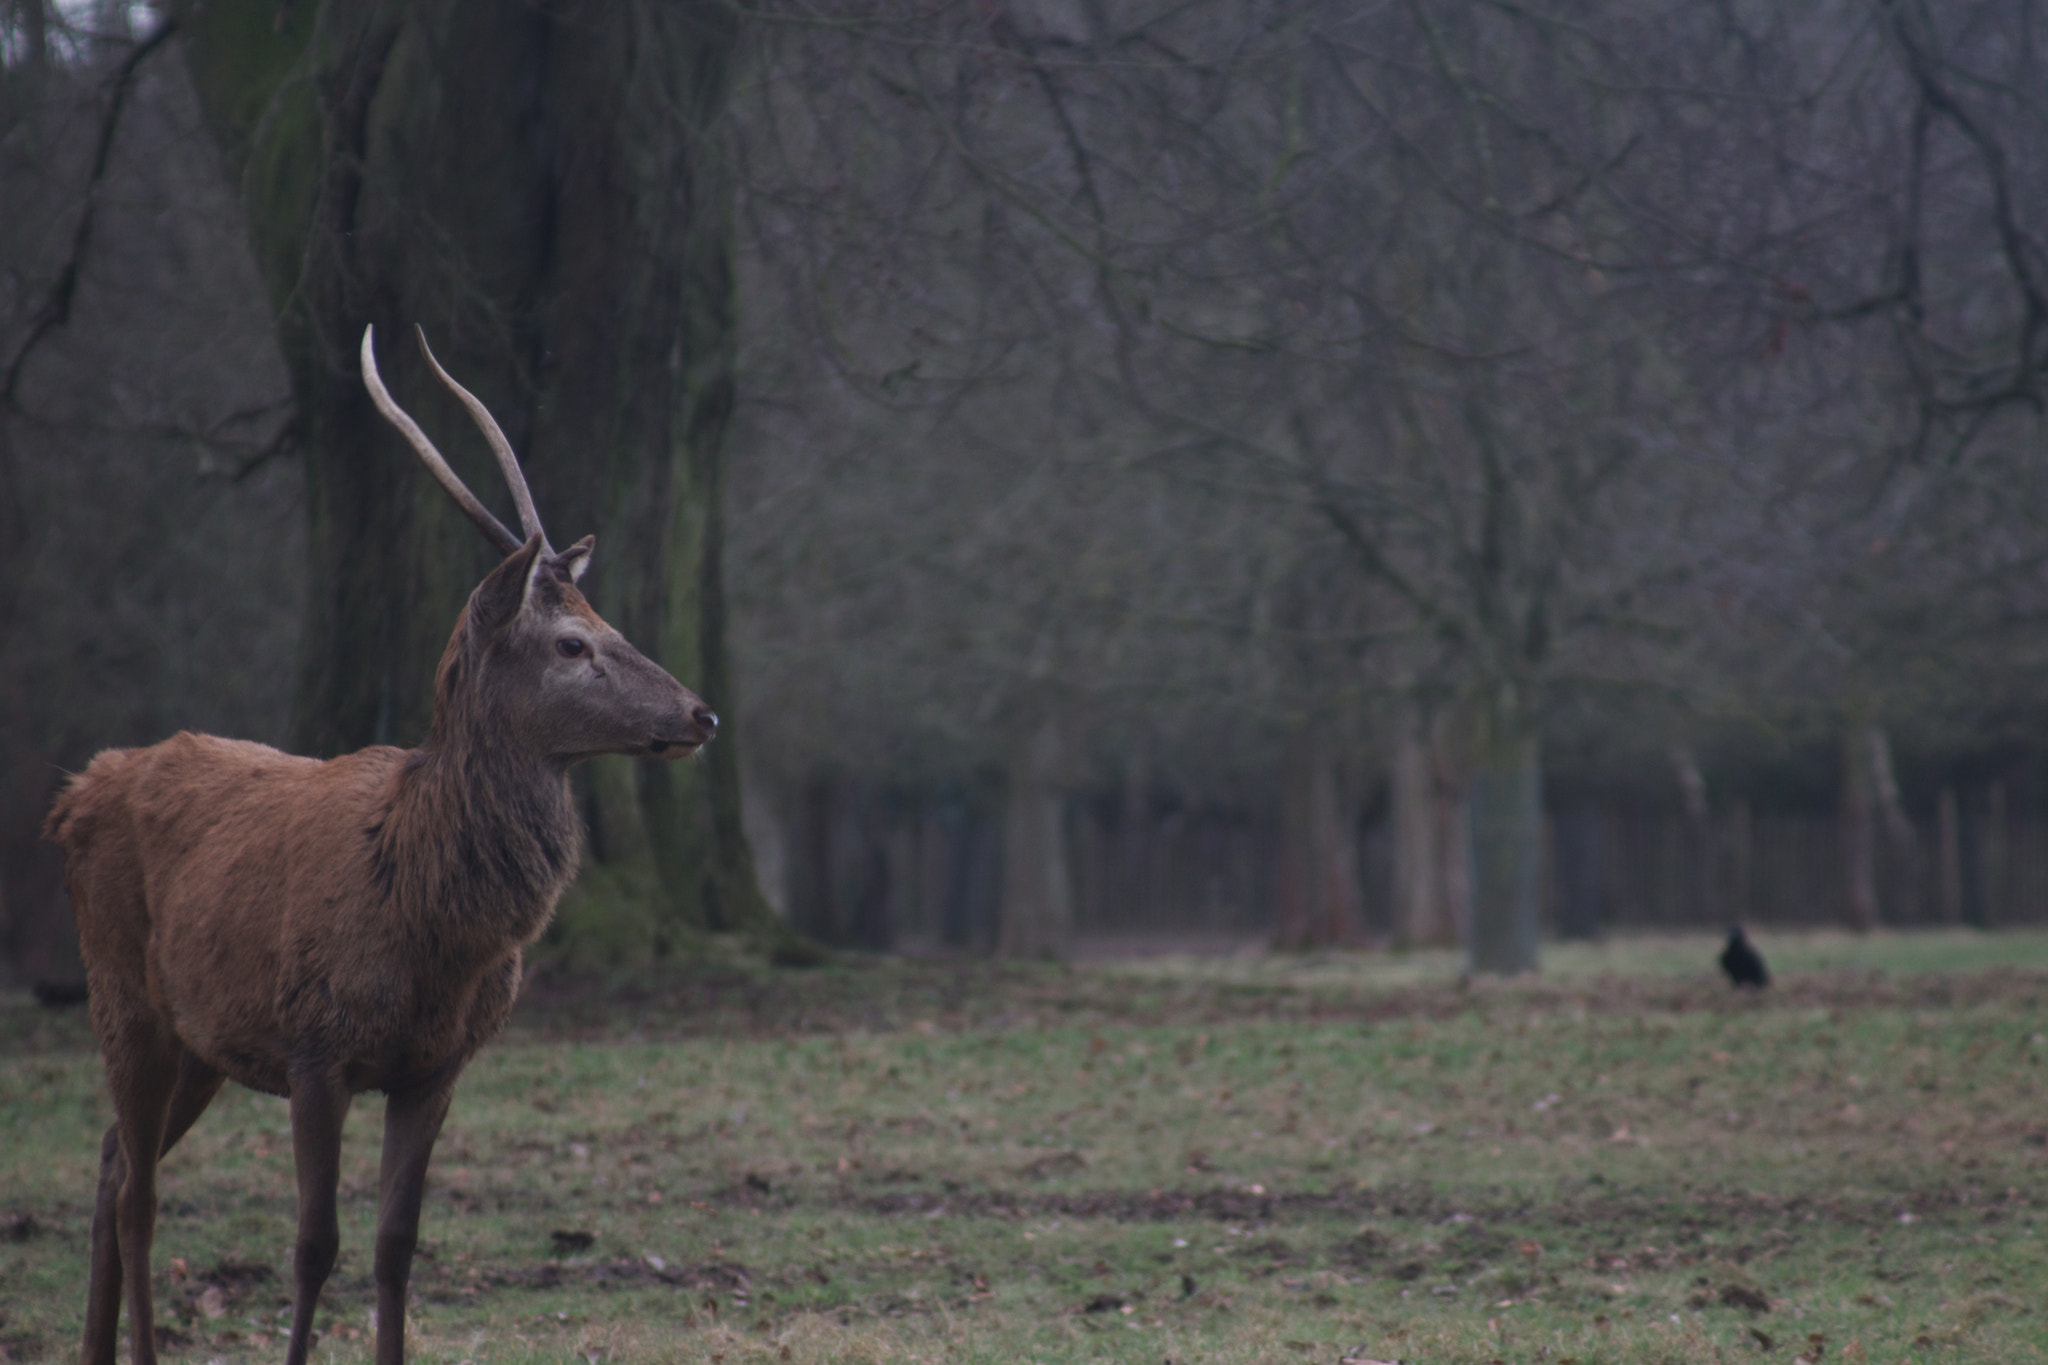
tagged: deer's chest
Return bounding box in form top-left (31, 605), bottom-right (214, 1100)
top-left (368, 955), bottom-right (520, 1093)
top-left (269, 951), bottom-right (522, 1095)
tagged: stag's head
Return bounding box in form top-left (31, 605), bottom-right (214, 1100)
top-left (361, 325), bottom-right (717, 762)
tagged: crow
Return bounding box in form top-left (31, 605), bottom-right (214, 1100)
top-left (1719, 926), bottom-right (1769, 988)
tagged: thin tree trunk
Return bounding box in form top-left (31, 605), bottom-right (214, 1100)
top-left (1865, 728), bottom-right (1920, 921)
top-left (1121, 747), bottom-right (1150, 923)
top-left (1979, 781), bottom-right (2008, 928)
top-left (1937, 785), bottom-right (1962, 924)
top-left (176, 0), bottom-right (792, 955)
top-left (1670, 747), bottom-right (1713, 923)
top-left (1392, 706), bottom-right (1451, 948)
top-left (1466, 687), bottom-right (1540, 976)
top-left (15, 0), bottom-right (47, 66)
top-left (1275, 731), bottom-right (1362, 949)
top-left (998, 718), bottom-right (1072, 960)
top-left (1436, 743), bottom-right (1474, 950)
top-left (1841, 729), bottom-right (1879, 931)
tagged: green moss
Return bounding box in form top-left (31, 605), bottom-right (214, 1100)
top-left (546, 859), bottom-right (664, 972)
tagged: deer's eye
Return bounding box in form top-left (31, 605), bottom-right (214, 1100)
top-left (556, 637), bottom-right (587, 659)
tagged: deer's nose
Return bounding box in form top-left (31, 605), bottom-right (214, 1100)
top-left (691, 704), bottom-right (719, 735)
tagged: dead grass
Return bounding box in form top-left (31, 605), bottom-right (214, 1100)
top-left (4, 929), bottom-right (2048, 1363)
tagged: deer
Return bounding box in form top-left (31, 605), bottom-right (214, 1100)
top-left (43, 325), bottom-right (718, 1365)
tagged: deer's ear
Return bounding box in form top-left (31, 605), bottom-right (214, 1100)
top-left (471, 532), bottom-right (548, 635)
top-left (554, 535), bottom-right (595, 584)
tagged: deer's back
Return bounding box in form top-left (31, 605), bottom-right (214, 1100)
top-left (50, 732), bottom-right (427, 1094)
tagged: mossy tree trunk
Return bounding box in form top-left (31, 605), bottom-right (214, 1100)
top-left (175, 0), bottom-right (788, 950)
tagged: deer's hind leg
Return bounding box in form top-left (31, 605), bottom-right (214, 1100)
top-left (84, 1050), bottom-right (223, 1365)
top-left (86, 1018), bottom-right (189, 1365)
top-left (83, 1122), bottom-right (126, 1365)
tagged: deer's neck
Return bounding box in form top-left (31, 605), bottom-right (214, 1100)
top-left (380, 715), bottom-right (580, 957)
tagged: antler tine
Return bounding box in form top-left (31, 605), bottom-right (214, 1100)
top-left (361, 327), bottom-right (523, 556)
top-left (413, 326), bottom-right (549, 554)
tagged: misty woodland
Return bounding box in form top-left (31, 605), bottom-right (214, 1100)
top-left (6, 0), bottom-right (2048, 979)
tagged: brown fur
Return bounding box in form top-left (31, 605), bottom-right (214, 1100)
top-left (46, 347), bottom-right (715, 1365)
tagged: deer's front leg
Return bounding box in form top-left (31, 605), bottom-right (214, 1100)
top-left (285, 1067), bottom-right (352, 1365)
top-left (374, 1078), bottom-right (456, 1365)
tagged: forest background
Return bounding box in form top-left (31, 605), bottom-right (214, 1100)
top-left (6, 0), bottom-right (2048, 982)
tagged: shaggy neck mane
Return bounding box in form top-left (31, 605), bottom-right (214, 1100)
top-left (372, 612), bottom-right (580, 953)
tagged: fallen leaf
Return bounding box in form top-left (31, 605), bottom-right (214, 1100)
top-left (195, 1286), bottom-right (227, 1320)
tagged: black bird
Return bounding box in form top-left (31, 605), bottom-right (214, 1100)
top-left (1719, 926), bottom-right (1769, 988)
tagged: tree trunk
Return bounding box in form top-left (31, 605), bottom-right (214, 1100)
top-left (1436, 744), bottom-right (1474, 950)
top-left (1392, 705), bottom-right (1456, 948)
top-left (998, 718), bottom-right (1072, 960)
top-left (1120, 748), bottom-right (1151, 924)
top-left (1976, 780), bottom-right (2008, 928)
top-left (1466, 688), bottom-right (1540, 976)
top-left (1550, 808), bottom-right (1603, 940)
top-left (1274, 731), bottom-right (1362, 949)
top-left (1865, 728), bottom-right (1920, 920)
top-left (13, 0), bottom-right (46, 67)
top-left (1936, 785), bottom-right (1962, 924)
top-left (176, 0), bottom-right (792, 954)
top-left (1670, 747), bottom-right (1712, 924)
top-left (1841, 728), bottom-right (1879, 931)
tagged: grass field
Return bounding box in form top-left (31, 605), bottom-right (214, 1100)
top-left (4, 928), bottom-right (2048, 1364)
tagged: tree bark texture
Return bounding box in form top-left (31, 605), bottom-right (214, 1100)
top-left (1274, 731), bottom-right (1362, 949)
top-left (1392, 707), bottom-right (1458, 949)
top-left (175, 0), bottom-right (782, 946)
top-left (998, 719), bottom-right (1073, 960)
top-left (1466, 691), bottom-right (1540, 977)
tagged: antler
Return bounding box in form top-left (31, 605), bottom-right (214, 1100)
top-left (412, 326), bottom-right (549, 554)
top-left (358, 325), bottom-right (539, 557)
